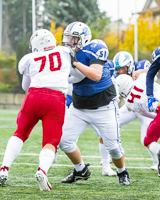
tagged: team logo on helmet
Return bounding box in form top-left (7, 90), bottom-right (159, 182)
top-left (82, 27), bottom-right (90, 36)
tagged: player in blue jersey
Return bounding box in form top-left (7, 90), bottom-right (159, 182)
top-left (146, 46), bottom-right (160, 110)
top-left (113, 51), bottom-right (159, 170)
top-left (59, 22), bottom-right (130, 186)
top-left (146, 46), bottom-right (160, 176)
top-left (67, 40), bottom-right (117, 176)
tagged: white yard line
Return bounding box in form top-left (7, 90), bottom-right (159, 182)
top-left (0, 162), bottom-right (152, 169)
top-left (0, 153), bottom-right (152, 160)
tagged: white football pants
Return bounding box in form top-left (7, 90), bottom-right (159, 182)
top-left (119, 104), bottom-right (153, 145)
top-left (60, 99), bottom-right (124, 158)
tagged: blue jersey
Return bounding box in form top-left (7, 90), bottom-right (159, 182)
top-left (146, 46), bottom-right (160, 96)
top-left (108, 60), bottom-right (114, 76)
top-left (66, 60), bottom-right (115, 108)
top-left (73, 42), bottom-right (112, 97)
top-left (134, 60), bottom-right (151, 71)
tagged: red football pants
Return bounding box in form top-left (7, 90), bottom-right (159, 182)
top-left (13, 87), bottom-right (66, 150)
top-left (144, 107), bottom-right (160, 146)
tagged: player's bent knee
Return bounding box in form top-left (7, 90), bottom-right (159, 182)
top-left (144, 137), bottom-right (153, 147)
top-left (59, 141), bottom-right (77, 153)
top-left (43, 140), bottom-right (60, 151)
top-left (109, 147), bottom-right (124, 159)
top-left (13, 132), bottom-right (28, 142)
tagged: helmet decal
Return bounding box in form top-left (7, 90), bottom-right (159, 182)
top-left (115, 52), bottom-right (121, 68)
top-left (68, 22), bottom-right (78, 31)
top-left (82, 27), bottom-right (90, 36)
top-left (124, 54), bottom-right (130, 61)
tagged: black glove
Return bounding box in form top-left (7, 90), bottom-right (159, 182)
top-left (68, 47), bottom-right (78, 68)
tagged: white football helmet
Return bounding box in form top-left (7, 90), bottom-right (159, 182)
top-left (29, 29), bottom-right (56, 52)
top-left (113, 51), bottom-right (135, 75)
top-left (62, 22), bottom-right (92, 51)
top-left (116, 74), bottom-right (134, 98)
top-left (90, 39), bottom-right (107, 48)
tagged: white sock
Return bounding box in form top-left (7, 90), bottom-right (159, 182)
top-left (117, 165), bottom-right (125, 174)
top-left (149, 142), bottom-right (160, 164)
top-left (39, 148), bottom-right (55, 174)
top-left (99, 143), bottom-right (109, 164)
top-left (74, 161), bottom-right (85, 172)
top-left (2, 136), bottom-right (23, 168)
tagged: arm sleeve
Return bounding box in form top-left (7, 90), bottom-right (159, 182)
top-left (70, 67), bottom-right (85, 81)
top-left (22, 74), bottom-right (31, 91)
top-left (68, 75), bottom-right (84, 83)
top-left (141, 111), bottom-right (156, 119)
top-left (18, 54), bottom-right (31, 75)
top-left (146, 58), bottom-right (160, 96)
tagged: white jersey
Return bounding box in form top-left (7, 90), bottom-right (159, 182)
top-left (126, 73), bottom-right (160, 114)
top-left (18, 46), bottom-right (71, 94)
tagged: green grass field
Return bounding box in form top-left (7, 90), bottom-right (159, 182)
top-left (0, 109), bottom-right (160, 200)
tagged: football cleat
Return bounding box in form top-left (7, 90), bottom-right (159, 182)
top-left (0, 166), bottom-right (9, 186)
top-left (61, 163), bottom-right (91, 183)
top-left (35, 168), bottom-right (52, 191)
top-left (117, 169), bottom-right (131, 186)
top-left (157, 150), bottom-right (160, 177)
top-left (102, 164), bottom-right (116, 176)
top-left (150, 164), bottom-right (158, 170)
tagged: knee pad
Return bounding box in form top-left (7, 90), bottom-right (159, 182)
top-left (59, 139), bottom-right (77, 153)
top-left (109, 147), bottom-right (124, 159)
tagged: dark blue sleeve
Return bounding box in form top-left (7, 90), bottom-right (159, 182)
top-left (146, 57), bottom-right (160, 96)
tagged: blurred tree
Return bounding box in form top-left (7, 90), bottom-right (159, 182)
top-left (2, 0), bottom-right (32, 52)
top-left (103, 31), bottom-right (119, 59)
top-left (119, 13), bottom-right (159, 61)
top-left (2, 0), bottom-right (43, 53)
top-left (16, 39), bottom-right (30, 93)
top-left (44, 0), bottom-right (110, 31)
top-left (50, 17), bottom-right (64, 45)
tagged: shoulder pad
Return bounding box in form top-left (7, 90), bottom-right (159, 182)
top-left (83, 43), bottom-right (109, 61)
top-left (152, 46), bottom-right (160, 62)
top-left (57, 46), bottom-right (70, 53)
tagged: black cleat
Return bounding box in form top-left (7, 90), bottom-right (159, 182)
top-left (117, 169), bottom-right (131, 186)
top-left (61, 163), bottom-right (91, 183)
top-left (157, 150), bottom-right (160, 177)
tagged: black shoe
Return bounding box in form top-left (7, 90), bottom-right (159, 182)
top-left (61, 163), bottom-right (91, 183)
top-left (117, 169), bottom-right (131, 186)
top-left (157, 150), bottom-right (160, 177)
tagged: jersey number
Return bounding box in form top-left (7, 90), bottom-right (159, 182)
top-left (127, 86), bottom-right (144, 103)
top-left (34, 52), bottom-right (62, 72)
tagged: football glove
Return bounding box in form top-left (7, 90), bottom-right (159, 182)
top-left (68, 47), bottom-right (78, 68)
top-left (148, 95), bottom-right (159, 112)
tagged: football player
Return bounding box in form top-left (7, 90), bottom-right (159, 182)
top-left (66, 39), bottom-right (116, 176)
top-left (146, 46), bottom-right (160, 176)
top-left (113, 52), bottom-right (158, 170)
top-left (116, 73), bottom-right (160, 172)
top-left (59, 21), bottom-right (131, 186)
top-left (0, 29), bottom-right (82, 190)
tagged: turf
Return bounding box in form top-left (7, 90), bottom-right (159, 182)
top-left (0, 109), bottom-right (160, 200)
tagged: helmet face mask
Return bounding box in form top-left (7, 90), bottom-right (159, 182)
top-left (62, 34), bottom-right (81, 50)
top-left (62, 22), bottom-right (92, 51)
top-left (29, 29), bottom-right (56, 52)
top-left (113, 51), bottom-right (135, 76)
